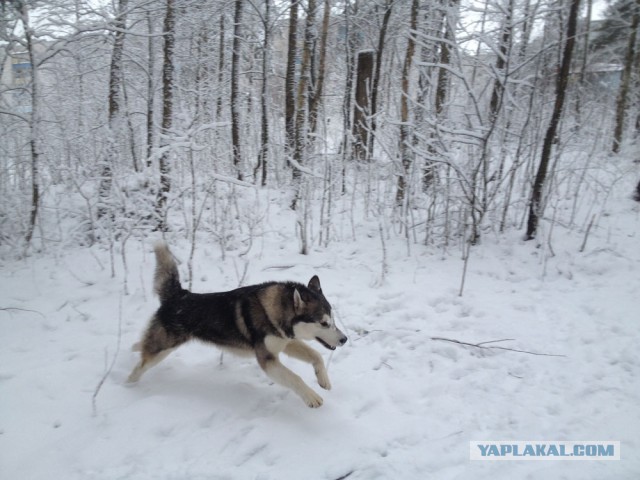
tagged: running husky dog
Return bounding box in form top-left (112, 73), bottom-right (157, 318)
top-left (128, 243), bottom-right (347, 408)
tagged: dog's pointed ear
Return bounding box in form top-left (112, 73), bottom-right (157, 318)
top-left (308, 275), bottom-right (322, 293)
top-left (293, 288), bottom-right (305, 312)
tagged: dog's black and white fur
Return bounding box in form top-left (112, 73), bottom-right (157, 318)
top-left (128, 243), bottom-right (347, 407)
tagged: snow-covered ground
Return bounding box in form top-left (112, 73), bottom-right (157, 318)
top-left (1, 182), bottom-right (639, 479)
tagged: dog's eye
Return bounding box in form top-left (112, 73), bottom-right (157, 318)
top-left (320, 321), bottom-right (330, 328)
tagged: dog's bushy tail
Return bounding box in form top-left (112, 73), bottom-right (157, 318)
top-left (153, 242), bottom-right (182, 303)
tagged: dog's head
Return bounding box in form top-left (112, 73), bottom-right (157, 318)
top-left (292, 276), bottom-right (348, 350)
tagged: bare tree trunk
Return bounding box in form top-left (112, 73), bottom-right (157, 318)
top-left (194, 11), bottom-right (210, 123)
top-left (396, 0), bottom-right (419, 205)
top-left (256, 0), bottom-right (271, 186)
top-left (416, 1), bottom-right (445, 191)
top-left (121, 72), bottom-right (140, 172)
top-left (612, 0), bottom-right (639, 153)
top-left (367, 0), bottom-right (393, 161)
top-left (635, 45), bottom-right (640, 137)
top-left (341, 0), bottom-right (357, 192)
top-left (107, 0), bottom-right (127, 130)
top-left (434, 0), bottom-right (457, 118)
top-left (16, 1), bottom-right (40, 246)
top-left (230, 0), bottom-right (244, 180)
top-left (291, 0), bottom-right (316, 209)
top-left (216, 14), bottom-right (225, 121)
top-left (526, 0), bottom-right (581, 240)
top-left (421, 0), bottom-right (458, 191)
top-left (98, 0), bottom-right (128, 220)
top-left (156, 0), bottom-right (175, 230)
top-left (488, 0), bottom-right (513, 121)
top-left (285, 0), bottom-right (299, 168)
top-left (308, 0), bottom-right (331, 135)
top-left (352, 50), bottom-right (374, 162)
top-left (519, 0), bottom-right (533, 60)
top-left (145, 8), bottom-right (155, 166)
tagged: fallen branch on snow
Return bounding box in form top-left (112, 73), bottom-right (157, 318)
top-left (0, 307), bottom-right (45, 319)
top-left (431, 337), bottom-right (566, 357)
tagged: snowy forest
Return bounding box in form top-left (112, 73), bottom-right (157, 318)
top-left (1, 0), bottom-right (638, 257)
top-left (2, 1), bottom-right (640, 478)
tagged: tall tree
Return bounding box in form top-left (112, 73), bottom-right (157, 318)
top-left (367, 0), bottom-right (394, 161)
top-left (98, 0), bottom-right (129, 220)
top-left (612, 0), bottom-right (639, 153)
top-left (340, 0), bottom-right (358, 173)
top-left (434, 0), bottom-right (458, 119)
top-left (352, 51), bottom-right (374, 162)
top-left (291, 0), bottom-right (317, 209)
top-left (284, 0), bottom-right (299, 169)
top-left (396, 0), bottom-right (420, 205)
top-left (308, 0), bottom-right (331, 135)
top-left (14, 0), bottom-right (40, 246)
top-left (526, 0), bottom-right (582, 240)
top-left (414, 1), bottom-right (445, 190)
top-left (420, 0), bottom-right (459, 191)
top-left (488, 0), bottom-right (514, 121)
top-left (231, 0), bottom-right (244, 180)
top-left (145, 8), bottom-right (155, 166)
top-left (256, 0), bottom-right (272, 186)
top-left (157, 0), bottom-right (176, 230)
top-left (216, 13), bottom-right (226, 121)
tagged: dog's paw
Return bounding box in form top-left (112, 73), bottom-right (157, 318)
top-left (302, 389), bottom-right (324, 408)
top-left (316, 370), bottom-right (332, 391)
top-left (126, 368), bottom-right (142, 383)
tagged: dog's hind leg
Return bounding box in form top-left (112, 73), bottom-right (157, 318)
top-left (284, 340), bottom-right (331, 390)
top-left (127, 319), bottom-right (187, 383)
top-left (127, 348), bottom-right (177, 383)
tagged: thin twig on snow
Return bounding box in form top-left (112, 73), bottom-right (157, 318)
top-left (431, 336), bottom-right (566, 357)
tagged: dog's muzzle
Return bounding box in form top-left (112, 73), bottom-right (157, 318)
top-left (315, 331), bottom-right (348, 350)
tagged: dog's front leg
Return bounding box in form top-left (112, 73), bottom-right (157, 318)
top-left (257, 342), bottom-right (323, 408)
top-left (284, 340), bottom-right (331, 390)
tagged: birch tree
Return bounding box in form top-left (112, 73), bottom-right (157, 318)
top-left (17, 0), bottom-right (39, 246)
top-left (290, 0), bottom-right (317, 210)
top-left (231, 0), bottom-right (244, 180)
top-left (157, 0), bottom-right (176, 230)
top-left (284, 0), bottom-right (298, 171)
top-left (255, 0), bottom-right (272, 186)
